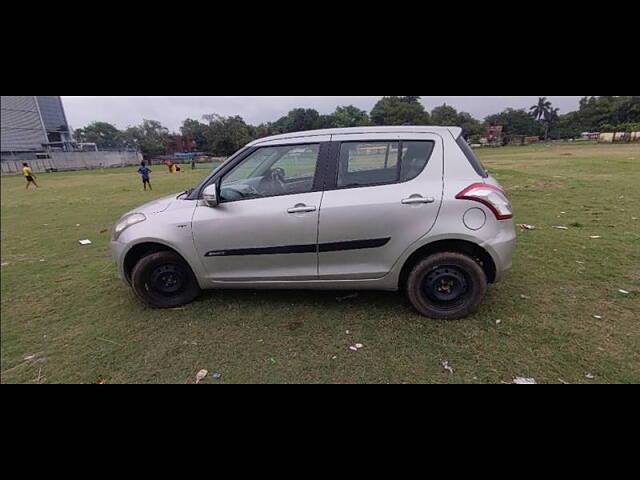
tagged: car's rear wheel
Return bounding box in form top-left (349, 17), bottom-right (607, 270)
top-left (131, 251), bottom-right (201, 308)
top-left (406, 252), bottom-right (487, 320)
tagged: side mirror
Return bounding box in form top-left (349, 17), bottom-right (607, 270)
top-left (202, 184), bottom-right (219, 208)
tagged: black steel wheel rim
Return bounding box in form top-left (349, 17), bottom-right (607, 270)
top-left (422, 265), bottom-right (470, 310)
top-left (149, 264), bottom-right (186, 295)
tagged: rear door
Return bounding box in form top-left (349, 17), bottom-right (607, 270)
top-left (318, 133), bottom-right (444, 280)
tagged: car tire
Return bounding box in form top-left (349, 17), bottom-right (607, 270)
top-left (406, 252), bottom-right (487, 320)
top-left (131, 251), bottom-right (201, 308)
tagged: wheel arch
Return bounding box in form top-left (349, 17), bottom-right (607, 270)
top-left (398, 239), bottom-right (497, 290)
top-left (123, 241), bottom-right (193, 285)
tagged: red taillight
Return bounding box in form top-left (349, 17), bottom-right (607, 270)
top-left (456, 183), bottom-right (513, 220)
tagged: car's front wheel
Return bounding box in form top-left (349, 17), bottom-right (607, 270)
top-left (131, 251), bottom-right (201, 308)
top-left (406, 252), bottom-right (487, 320)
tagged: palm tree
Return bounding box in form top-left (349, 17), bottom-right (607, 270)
top-left (543, 107), bottom-right (560, 140)
top-left (530, 97), bottom-right (552, 121)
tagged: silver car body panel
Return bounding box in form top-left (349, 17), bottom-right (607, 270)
top-left (111, 126), bottom-right (515, 292)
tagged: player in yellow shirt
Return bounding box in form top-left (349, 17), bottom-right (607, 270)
top-left (22, 163), bottom-right (39, 189)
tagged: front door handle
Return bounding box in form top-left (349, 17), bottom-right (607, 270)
top-left (402, 195), bottom-right (435, 205)
top-left (287, 204), bottom-right (317, 214)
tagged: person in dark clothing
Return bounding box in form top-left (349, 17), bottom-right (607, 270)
top-left (137, 162), bottom-right (152, 191)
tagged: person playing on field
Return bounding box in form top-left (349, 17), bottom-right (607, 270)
top-left (22, 163), bottom-right (39, 189)
top-left (138, 161), bottom-right (152, 191)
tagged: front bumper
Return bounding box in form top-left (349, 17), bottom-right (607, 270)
top-left (111, 240), bottom-right (128, 282)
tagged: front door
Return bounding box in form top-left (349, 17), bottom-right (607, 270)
top-left (192, 141), bottom-right (325, 282)
top-left (318, 133), bottom-right (444, 280)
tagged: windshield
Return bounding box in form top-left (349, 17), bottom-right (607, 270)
top-left (186, 147), bottom-right (250, 200)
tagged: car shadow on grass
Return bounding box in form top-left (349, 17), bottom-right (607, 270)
top-left (195, 288), bottom-right (411, 312)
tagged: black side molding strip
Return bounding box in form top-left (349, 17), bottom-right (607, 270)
top-left (319, 237), bottom-right (390, 252)
top-left (205, 237), bottom-right (390, 257)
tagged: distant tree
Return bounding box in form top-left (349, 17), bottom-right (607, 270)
top-left (530, 97), bottom-right (552, 121)
top-left (543, 107), bottom-right (560, 140)
top-left (370, 96), bottom-right (430, 125)
top-left (400, 96), bottom-right (422, 104)
top-left (203, 114), bottom-right (253, 156)
top-left (430, 104), bottom-right (483, 138)
top-left (328, 105), bottom-right (370, 128)
top-left (457, 112), bottom-right (485, 139)
top-left (550, 112), bottom-right (583, 139)
top-left (180, 118), bottom-right (211, 151)
top-left (73, 122), bottom-right (125, 149)
top-left (485, 108), bottom-right (543, 139)
top-left (124, 119), bottom-right (172, 157)
top-left (275, 108), bottom-right (322, 133)
top-left (573, 96), bottom-right (640, 130)
top-left (430, 104), bottom-right (460, 126)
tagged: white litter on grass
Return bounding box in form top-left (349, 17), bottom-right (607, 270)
top-left (552, 226), bottom-right (569, 230)
top-left (513, 377), bottom-right (537, 385)
top-left (585, 374), bottom-right (595, 380)
top-left (79, 239), bottom-right (92, 245)
top-left (23, 355), bottom-right (35, 361)
top-left (618, 289), bottom-right (630, 295)
top-left (442, 361), bottom-right (455, 374)
top-left (593, 315), bottom-right (603, 320)
top-left (1, 262), bottom-right (9, 267)
top-left (195, 369), bottom-right (208, 384)
top-left (496, 319), bottom-right (502, 325)
top-left (349, 343), bottom-right (364, 352)
top-left (518, 224), bottom-right (536, 231)
top-left (520, 294), bottom-right (530, 300)
top-left (590, 236), bottom-right (602, 239)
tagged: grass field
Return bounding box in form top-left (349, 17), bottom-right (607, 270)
top-left (1, 142), bottom-right (639, 384)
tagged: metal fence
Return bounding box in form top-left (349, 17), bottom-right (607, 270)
top-left (1, 150), bottom-right (144, 175)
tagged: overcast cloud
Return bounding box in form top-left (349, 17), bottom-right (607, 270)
top-left (61, 96), bottom-right (585, 132)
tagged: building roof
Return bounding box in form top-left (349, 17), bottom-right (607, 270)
top-left (248, 126), bottom-right (463, 146)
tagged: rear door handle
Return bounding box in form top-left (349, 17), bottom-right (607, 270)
top-left (402, 195), bottom-right (435, 205)
top-left (287, 204), bottom-right (317, 214)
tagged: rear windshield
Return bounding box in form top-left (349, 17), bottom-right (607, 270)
top-left (456, 136), bottom-right (488, 178)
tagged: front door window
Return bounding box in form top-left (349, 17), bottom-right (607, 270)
top-left (220, 144), bottom-right (320, 202)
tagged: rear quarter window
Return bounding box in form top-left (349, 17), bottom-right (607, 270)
top-left (456, 136), bottom-right (488, 178)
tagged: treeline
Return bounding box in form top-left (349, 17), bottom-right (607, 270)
top-left (74, 96), bottom-right (640, 157)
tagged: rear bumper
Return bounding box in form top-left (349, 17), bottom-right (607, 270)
top-left (483, 223), bottom-right (516, 283)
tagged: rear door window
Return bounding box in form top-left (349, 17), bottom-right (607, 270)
top-left (337, 141), bottom-right (434, 188)
top-left (456, 136), bottom-right (488, 178)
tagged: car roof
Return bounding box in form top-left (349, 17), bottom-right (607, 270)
top-left (248, 126), bottom-right (462, 146)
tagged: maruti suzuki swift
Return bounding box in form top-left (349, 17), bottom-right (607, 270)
top-left (111, 126), bottom-right (516, 319)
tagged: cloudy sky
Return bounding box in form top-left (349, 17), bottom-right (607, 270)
top-left (61, 96), bottom-right (585, 131)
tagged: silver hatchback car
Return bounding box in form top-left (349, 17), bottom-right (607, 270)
top-left (112, 126), bottom-right (515, 319)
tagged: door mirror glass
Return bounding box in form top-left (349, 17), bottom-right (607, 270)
top-left (202, 184), bottom-right (219, 207)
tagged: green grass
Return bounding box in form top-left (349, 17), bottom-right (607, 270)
top-left (1, 142), bottom-right (639, 384)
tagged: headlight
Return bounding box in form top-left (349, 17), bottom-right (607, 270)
top-left (112, 213), bottom-right (146, 241)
